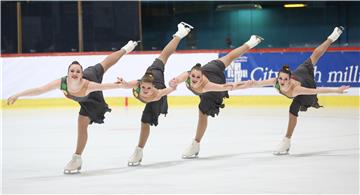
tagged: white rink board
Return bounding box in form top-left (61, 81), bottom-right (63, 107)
top-left (2, 53), bottom-right (358, 99)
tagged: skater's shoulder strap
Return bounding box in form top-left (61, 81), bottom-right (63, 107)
top-left (60, 76), bottom-right (70, 98)
top-left (132, 80), bottom-right (148, 104)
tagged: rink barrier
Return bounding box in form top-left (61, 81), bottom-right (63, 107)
top-left (3, 47), bottom-right (359, 99)
top-left (2, 47), bottom-right (359, 58)
top-left (1, 95), bottom-right (358, 109)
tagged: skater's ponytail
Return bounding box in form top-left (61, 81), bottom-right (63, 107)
top-left (190, 63), bottom-right (203, 73)
top-left (141, 71), bottom-right (155, 84)
top-left (278, 65), bottom-right (291, 77)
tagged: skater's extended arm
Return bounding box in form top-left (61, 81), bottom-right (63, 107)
top-left (172, 71), bottom-right (190, 84)
top-left (251, 78), bottom-right (277, 87)
top-left (292, 85), bottom-right (350, 97)
top-left (86, 81), bottom-right (127, 94)
top-left (115, 77), bottom-right (138, 89)
top-left (202, 82), bottom-right (233, 92)
top-left (7, 79), bottom-right (61, 105)
top-left (156, 86), bottom-right (177, 100)
top-left (231, 80), bottom-right (256, 90)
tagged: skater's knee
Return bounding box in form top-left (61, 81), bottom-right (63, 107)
top-left (141, 122), bottom-right (151, 130)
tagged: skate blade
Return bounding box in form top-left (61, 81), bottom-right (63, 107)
top-left (180, 22), bottom-right (194, 29)
top-left (128, 159), bottom-right (142, 166)
top-left (63, 169), bottom-right (81, 174)
top-left (182, 153), bottom-right (199, 159)
top-left (255, 35), bottom-right (264, 41)
top-left (128, 162), bottom-right (141, 166)
top-left (273, 150), bottom-right (290, 156)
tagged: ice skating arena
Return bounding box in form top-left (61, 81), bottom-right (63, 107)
top-left (2, 106), bottom-right (358, 194)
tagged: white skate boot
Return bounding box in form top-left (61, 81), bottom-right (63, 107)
top-left (128, 146), bottom-right (143, 166)
top-left (64, 154), bottom-right (82, 174)
top-left (273, 137), bottom-right (291, 155)
top-left (328, 26), bottom-right (344, 42)
top-left (121, 40), bottom-right (138, 54)
top-left (173, 21), bottom-right (194, 39)
top-left (245, 35), bottom-right (264, 49)
top-left (182, 140), bottom-right (200, 159)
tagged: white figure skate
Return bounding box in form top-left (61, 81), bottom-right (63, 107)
top-left (273, 137), bottom-right (291, 155)
top-left (128, 146), bottom-right (143, 166)
top-left (328, 26), bottom-right (344, 43)
top-left (121, 40), bottom-right (138, 54)
top-left (182, 140), bottom-right (200, 159)
top-left (64, 154), bottom-right (82, 174)
top-left (245, 35), bottom-right (264, 49)
top-left (173, 21), bottom-right (194, 39)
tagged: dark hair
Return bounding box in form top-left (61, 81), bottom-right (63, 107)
top-left (68, 61), bottom-right (83, 72)
top-left (190, 63), bottom-right (202, 73)
top-left (141, 71), bottom-right (155, 84)
top-left (278, 65), bottom-right (291, 77)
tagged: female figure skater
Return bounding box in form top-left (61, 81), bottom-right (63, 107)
top-left (170, 35), bottom-right (263, 158)
top-left (117, 22), bottom-right (193, 166)
top-left (238, 26), bottom-right (349, 155)
top-left (7, 40), bottom-right (138, 173)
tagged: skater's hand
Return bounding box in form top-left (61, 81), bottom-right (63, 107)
top-left (115, 77), bottom-right (127, 85)
top-left (169, 78), bottom-right (178, 89)
top-left (337, 85), bottom-right (350, 93)
top-left (121, 40), bottom-right (138, 54)
top-left (7, 95), bottom-right (18, 105)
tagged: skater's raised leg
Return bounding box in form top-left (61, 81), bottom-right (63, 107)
top-left (310, 27), bottom-right (343, 65)
top-left (218, 35), bottom-right (263, 67)
top-left (157, 22), bottom-right (192, 64)
top-left (100, 41), bottom-right (138, 72)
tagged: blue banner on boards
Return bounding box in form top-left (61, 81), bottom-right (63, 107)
top-left (221, 51), bottom-right (360, 87)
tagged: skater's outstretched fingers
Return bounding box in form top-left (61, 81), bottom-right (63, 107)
top-left (338, 85), bottom-right (350, 93)
top-left (115, 77), bottom-right (124, 84)
top-left (7, 95), bottom-right (18, 105)
top-left (169, 78), bottom-right (178, 88)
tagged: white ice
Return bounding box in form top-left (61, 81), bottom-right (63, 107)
top-left (2, 107), bottom-right (359, 194)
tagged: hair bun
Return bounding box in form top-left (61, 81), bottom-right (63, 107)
top-left (283, 65), bottom-right (290, 71)
top-left (145, 71), bottom-right (153, 76)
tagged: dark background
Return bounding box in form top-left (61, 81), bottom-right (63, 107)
top-left (1, 1), bottom-right (359, 54)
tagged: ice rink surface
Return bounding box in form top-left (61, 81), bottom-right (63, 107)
top-left (2, 106), bottom-right (359, 194)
